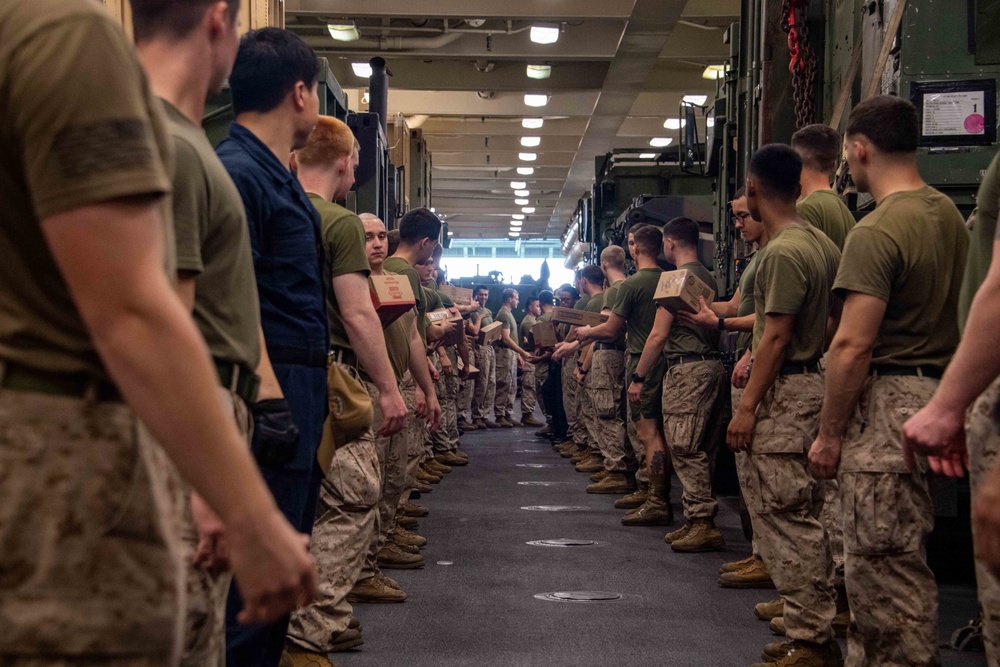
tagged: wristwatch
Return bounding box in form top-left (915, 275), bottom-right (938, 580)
top-left (630, 372), bottom-right (645, 384)
top-left (717, 316), bottom-right (726, 330)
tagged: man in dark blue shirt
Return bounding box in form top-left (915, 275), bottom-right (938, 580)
top-left (216, 28), bottom-right (327, 667)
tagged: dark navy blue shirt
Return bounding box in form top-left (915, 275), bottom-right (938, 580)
top-left (217, 122), bottom-right (328, 365)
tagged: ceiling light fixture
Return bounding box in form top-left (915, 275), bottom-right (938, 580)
top-left (520, 136), bottom-right (541, 147)
top-left (522, 118), bottom-right (544, 129)
top-left (649, 137), bottom-right (673, 147)
top-left (327, 23), bottom-right (360, 42)
top-left (352, 62), bottom-right (373, 78)
top-left (519, 152), bottom-right (537, 161)
top-left (510, 181), bottom-right (526, 189)
top-left (682, 94), bottom-right (708, 106)
top-left (515, 198), bottom-right (530, 206)
top-left (517, 167), bottom-right (535, 175)
top-left (639, 153), bottom-right (657, 159)
top-left (706, 117), bottom-right (716, 128)
top-left (522, 207), bottom-right (536, 214)
top-left (512, 214), bottom-right (525, 220)
top-left (514, 189), bottom-right (530, 197)
top-left (702, 65), bottom-right (725, 80)
top-left (526, 65), bottom-right (552, 80)
top-left (663, 118), bottom-right (686, 130)
top-left (524, 94), bottom-right (549, 107)
top-left (529, 25), bottom-right (560, 44)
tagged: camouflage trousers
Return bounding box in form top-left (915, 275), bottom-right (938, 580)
top-left (495, 347), bottom-right (517, 421)
top-left (578, 373), bottom-right (601, 455)
top-left (562, 355), bottom-right (587, 447)
top-left (662, 359), bottom-right (724, 520)
top-left (588, 350), bottom-right (628, 472)
top-left (748, 372), bottom-right (837, 645)
top-left (430, 348), bottom-right (460, 455)
top-left (0, 379), bottom-right (185, 663)
top-left (840, 375), bottom-right (939, 667)
top-left (969, 376), bottom-right (1000, 664)
top-left (732, 386), bottom-right (758, 554)
top-left (521, 361), bottom-right (538, 417)
top-left (459, 374), bottom-right (474, 422)
top-left (401, 374), bottom-right (427, 488)
top-left (534, 361), bottom-right (549, 419)
top-left (472, 345), bottom-right (496, 422)
top-left (359, 379), bottom-right (410, 581)
top-left (179, 388), bottom-right (253, 667)
top-left (287, 430), bottom-right (380, 651)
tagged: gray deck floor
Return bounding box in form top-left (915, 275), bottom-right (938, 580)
top-left (336, 425), bottom-right (986, 667)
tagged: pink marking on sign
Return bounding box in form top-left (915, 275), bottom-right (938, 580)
top-left (965, 114), bottom-right (986, 134)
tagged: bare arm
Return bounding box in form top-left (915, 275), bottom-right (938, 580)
top-left (466, 312), bottom-right (486, 336)
top-left (576, 313), bottom-right (625, 344)
top-left (500, 328), bottom-right (529, 356)
top-left (407, 317), bottom-right (441, 431)
top-left (678, 295), bottom-right (751, 330)
top-left (635, 307), bottom-right (672, 378)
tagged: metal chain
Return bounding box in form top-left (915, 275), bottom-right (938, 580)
top-left (782, 0), bottom-right (819, 129)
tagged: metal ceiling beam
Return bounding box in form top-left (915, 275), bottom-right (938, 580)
top-left (285, 0), bottom-right (637, 20)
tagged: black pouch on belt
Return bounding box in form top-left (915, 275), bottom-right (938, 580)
top-left (250, 398), bottom-right (300, 467)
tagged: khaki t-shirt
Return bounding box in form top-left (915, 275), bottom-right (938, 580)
top-left (383, 256), bottom-right (425, 342)
top-left (311, 195), bottom-right (370, 351)
top-left (665, 261), bottom-right (719, 356)
top-left (601, 279), bottom-right (628, 348)
top-left (753, 224), bottom-right (841, 363)
top-left (166, 100), bottom-right (260, 369)
top-left (0, 1), bottom-right (174, 378)
top-left (612, 268), bottom-right (663, 355)
top-left (797, 189), bottom-right (856, 251)
top-left (834, 186), bottom-right (969, 368)
top-left (960, 150), bottom-right (1000, 330)
top-left (736, 253), bottom-right (759, 355)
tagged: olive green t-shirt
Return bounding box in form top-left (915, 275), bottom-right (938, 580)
top-left (797, 189), bottom-right (856, 251)
top-left (834, 186), bottom-right (969, 368)
top-left (496, 306), bottom-right (517, 333)
top-left (601, 279), bottom-right (628, 348)
top-left (753, 224), bottom-right (841, 363)
top-left (0, 0), bottom-right (174, 378)
top-left (960, 150), bottom-right (1000, 330)
top-left (438, 290), bottom-right (455, 308)
top-left (612, 268), bottom-right (663, 355)
top-left (165, 101), bottom-right (260, 369)
top-left (735, 253), bottom-right (760, 355)
top-left (424, 286), bottom-right (444, 312)
top-left (378, 272), bottom-right (413, 382)
top-left (520, 314), bottom-right (537, 347)
top-left (665, 261), bottom-right (719, 356)
top-left (473, 306), bottom-right (494, 328)
top-left (384, 256), bottom-right (426, 342)
top-left (311, 195), bottom-right (370, 351)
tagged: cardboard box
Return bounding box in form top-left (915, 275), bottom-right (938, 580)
top-left (442, 307), bottom-right (465, 346)
top-left (426, 310), bottom-right (450, 323)
top-left (531, 321), bottom-right (558, 348)
top-left (478, 320), bottom-right (503, 346)
top-left (441, 284), bottom-right (474, 306)
top-left (369, 274), bottom-right (415, 327)
top-left (457, 357), bottom-right (480, 379)
top-left (551, 306), bottom-right (609, 327)
top-left (653, 268), bottom-right (716, 314)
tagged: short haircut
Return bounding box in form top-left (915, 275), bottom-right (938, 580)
top-left (525, 296), bottom-right (539, 308)
top-left (436, 270), bottom-right (447, 286)
top-left (230, 28), bottom-right (319, 116)
top-left (132, 0), bottom-right (239, 42)
top-left (792, 124), bottom-right (842, 174)
top-left (432, 243), bottom-right (443, 260)
top-left (846, 95), bottom-right (919, 154)
top-left (631, 224), bottom-right (663, 257)
top-left (537, 290), bottom-right (554, 306)
top-left (295, 116), bottom-right (357, 168)
top-left (581, 264), bottom-right (605, 287)
top-left (359, 212), bottom-right (383, 227)
top-left (502, 288), bottom-right (518, 302)
top-left (557, 285), bottom-right (580, 300)
top-left (749, 144), bottom-right (802, 201)
top-left (398, 207), bottom-right (442, 245)
top-left (387, 229), bottom-right (400, 256)
top-left (733, 186), bottom-right (746, 199)
top-left (600, 245), bottom-right (626, 272)
top-left (474, 285), bottom-right (489, 296)
top-left (662, 217), bottom-right (700, 249)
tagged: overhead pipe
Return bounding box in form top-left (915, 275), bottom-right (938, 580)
top-left (304, 32), bottom-right (464, 51)
top-left (368, 57), bottom-right (389, 136)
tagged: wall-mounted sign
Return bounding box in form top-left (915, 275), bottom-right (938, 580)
top-left (910, 79), bottom-right (997, 147)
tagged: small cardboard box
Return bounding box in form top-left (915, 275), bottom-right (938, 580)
top-left (478, 320), bottom-right (503, 346)
top-left (551, 306), bottom-right (609, 327)
top-left (531, 320), bottom-right (558, 348)
top-left (426, 310), bottom-right (450, 324)
top-left (442, 307), bottom-right (465, 346)
top-left (441, 284), bottom-right (474, 306)
top-left (369, 274), bottom-right (415, 327)
top-left (653, 268), bottom-right (716, 314)
top-left (457, 357), bottom-right (480, 379)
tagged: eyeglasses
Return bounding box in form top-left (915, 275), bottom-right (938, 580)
top-left (731, 211), bottom-right (751, 225)
top-left (558, 296), bottom-right (574, 303)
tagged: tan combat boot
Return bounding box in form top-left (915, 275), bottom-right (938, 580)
top-left (283, 646), bottom-right (343, 666)
top-left (614, 483), bottom-right (649, 510)
top-left (483, 419), bottom-right (501, 429)
top-left (436, 451), bottom-right (468, 467)
top-left (417, 467), bottom-right (441, 484)
top-left (663, 522), bottom-right (693, 544)
top-left (424, 458), bottom-right (451, 475)
top-left (374, 569), bottom-right (401, 590)
top-left (670, 518), bottom-right (725, 552)
top-left (377, 542), bottom-right (425, 570)
top-left (621, 483), bottom-right (672, 526)
top-left (586, 472), bottom-right (635, 495)
top-left (346, 575), bottom-right (407, 603)
top-left (575, 453), bottom-right (604, 473)
top-left (400, 500), bottom-right (429, 517)
top-left (396, 515), bottom-right (419, 530)
top-left (718, 554), bottom-right (775, 589)
top-left (590, 469), bottom-right (610, 483)
top-left (392, 525), bottom-right (428, 549)
top-left (755, 597), bottom-right (784, 621)
top-left (720, 554), bottom-right (758, 574)
top-left (751, 639), bottom-right (843, 667)
top-left (329, 627), bottom-right (364, 652)
top-left (413, 480), bottom-right (433, 493)
top-left (497, 416), bottom-right (515, 428)
top-left (521, 415), bottom-right (545, 427)
top-left (570, 449), bottom-right (589, 463)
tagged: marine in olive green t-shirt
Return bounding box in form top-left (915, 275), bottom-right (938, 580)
top-left (664, 261), bottom-right (719, 356)
top-left (381, 300), bottom-right (413, 382)
top-left (797, 189), bottom-right (856, 250)
top-left (165, 100), bottom-right (260, 370)
top-left (383, 256), bottom-right (426, 342)
top-left (601, 279), bottom-right (628, 348)
top-left (753, 223), bottom-right (841, 363)
top-left (0, 0), bottom-right (175, 379)
top-left (519, 313), bottom-right (536, 347)
top-left (310, 195), bottom-right (371, 352)
top-left (496, 305), bottom-right (517, 334)
top-left (960, 150), bottom-right (1000, 329)
top-left (612, 268), bottom-right (663, 355)
top-left (735, 253), bottom-right (760, 356)
top-left (833, 185), bottom-right (969, 368)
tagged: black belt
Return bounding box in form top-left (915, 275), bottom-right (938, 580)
top-left (268, 346), bottom-right (329, 368)
top-left (594, 342), bottom-right (626, 352)
top-left (215, 360), bottom-right (260, 405)
top-left (666, 353), bottom-right (719, 366)
top-left (779, 360), bottom-right (822, 375)
top-left (870, 364), bottom-right (944, 379)
top-left (0, 360), bottom-right (122, 403)
top-left (330, 347), bottom-right (359, 369)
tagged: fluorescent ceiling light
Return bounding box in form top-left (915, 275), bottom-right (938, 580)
top-left (509, 231), bottom-right (521, 237)
top-left (352, 62), bottom-right (373, 78)
top-left (517, 167), bottom-right (535, 175)
top-left (510, 181), bottom-right (527, 189)
top-left (519, 152), bottom-right (537, 161)
top-left (526, 65), bottom-right (552, 80)
top-left (520, 136), bottom-right (541, 147)
top-left (702, 65), bottom-right (725, 80)
top-left (522, 207), bottom-right (536, 214)
top-left (327, 23), bottom-right (360, 42)
top-left (524, 94), bottom-right (549, 107)
top-left (514, 189), bottom-right (530, 197)
top-left (512, 214), bottom-right (525, 220)
top-left (663, 118), bottom-right (686, 130)
top-left (515, 198), bottom-right (530, 206)
top-left (529, 25), bottom-right (560, 44)
top-left (447, 231), bottom-right (454, 236)
top-left (522, 118), bottom-right (544, 129)
top-left (683, 94), bottom-right (708, 106)
top-left (649, 137), bottom-right (673, 147)
top-left (639, 153), bottom-right (657, 159)
top-left (706, 117), bottom-right (716, 128)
